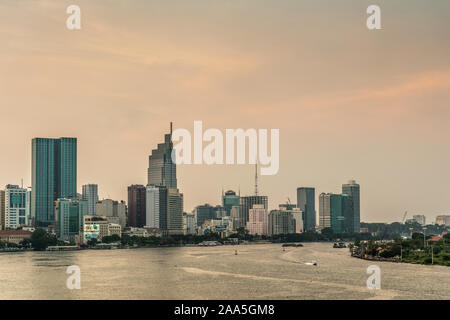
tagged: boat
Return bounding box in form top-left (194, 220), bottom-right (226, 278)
top-left (333, 242), bottom-right (346, 248)
top-left (282, 243), bottom-right (303, 248)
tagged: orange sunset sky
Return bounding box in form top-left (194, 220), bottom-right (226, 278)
top-left (1, 0), bottom-right (449, 223)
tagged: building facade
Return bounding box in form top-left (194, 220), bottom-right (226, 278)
top-left (55, 198), bottom-right (88, 241)
top-left (412, 215), bottom-right (426, 226)
top-left (268, 210), bottom-right (296, 235)
top-left (246, 204), bottom-right (268, 235)
top-left (222, 190), bottom-right (240, 216)
top-left (4, 185), bottom-right (29, 229)
top-left (95, 199), bottom-right (127, 228)
top-left (82, 184), bottom-right (98, 215)
top-left (32, 137), bottom-right (77, 227)
top-left (319, 193), bottom-right (349, 234)
top-left (194, 204), bottom-right (216, 227)
top-left (297, 187), bottom-right (316, 231)
top-left (183, 212), bottom-right (197, 235)
top-left (167, 188), bottom-right (183, 235)
top-left (146, 185), bottom-right (167, 229)
top-left (82, 215), bottom-right (110, 242)
top-left (127, 185), bottom-right (146, 227)
top-left (342, 180), bottom-right (360, 233)
top-left (240, 195), bottom-right (268, 223)
top-left (0, 190), bottom-right (4, 230)
top-left (435, 215), bottom-right (450, 226)
top-left (147, 123), bottom-right (177, 188)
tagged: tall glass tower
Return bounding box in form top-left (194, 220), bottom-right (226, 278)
top-left (147, 123), bottom-right (177, 188)
top-left (342, 180), bottom-right (360, 233)
top-left (32, 137), bottom-right (77, 227)
top-left (297, 187), bottom-right (316, 231)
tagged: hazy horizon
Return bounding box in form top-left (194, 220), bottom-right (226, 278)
top-left (1, 0), bottom-right (450, 223)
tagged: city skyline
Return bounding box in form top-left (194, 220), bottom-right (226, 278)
top-left (1, 1), bottom-right (450, 223)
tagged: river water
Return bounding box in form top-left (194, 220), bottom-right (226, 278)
top-left (0, 242), bottom-right (448, 299)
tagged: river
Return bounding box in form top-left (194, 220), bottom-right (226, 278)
top-left (0, 242), bottom-right (448, 299)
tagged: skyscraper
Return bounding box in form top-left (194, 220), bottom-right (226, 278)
top-left (0, 191), bottom-right (5, 230)
top-left (32, 137), bottom-right (77, 227)
top-left (146, 185), bottom-right (167, 229)
top-left (342, 180), bottom-right (360, 233)
top-left (147, 123), bottom-right (177, 188)
top-left (167, 188), bottom-right (183, 235)
top-left (246, 204), bottom-right (268, 235)
top-left (82, 184), bottom-right (98, 215)
top-left (319, 193), bottom-right (347, 233)
top-left (4, 185), bottom-right (29, 229)
top-left (194, 204), bottom-right (216, 227)
top-left (297, 187), bottom-right (316, 231)
top-left (127, 185), bottom-right (146, 227)
top-left (268, 210), bottom-right (296, 235)
top-left (222, 190), bottom-right (240, 216)
top-left (240, 196), bottom-right (268, 223)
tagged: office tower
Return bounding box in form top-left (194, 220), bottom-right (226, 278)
top-left (342, 180), bottom-right (360, 233)
top-left (214, 206), bottom-right (227, 219)
top-left (146, 185), bottom-right (168, 229)
top-left (147, 123), bottom-right (177, 188)
top-left (183, 212), bottom-right (196, 235)
top-left (4, 185), bottom-right (29, 229)
top-left (268, 210), bottom-right (296, 235)
top-left (279, 204), bottom-right (303, 234)
top-left (222, 190), bottom-right (240, 216)
top-left (194, 204), bottom-right (216, 226)
top-left (319, 193), bottom-right (347, 233)
top-left (435, 215), bottom-right (450, 226)
top-left (82, 184), bottom-right (98, 215)
top-left (246, 204), bottom-right (268, 235)
top-left (412, 215), bottom-right (426, 226)
top-left (25, 187), bottom-right (32, 226)
top-left (167, 188), bottom-right (183, 235)
top-left (55, 198), bottom-right (88, 241)
top-left (297, 187), bottom-right (316, 231)
top-left (239, 196), bottom-right (268, 223)
top-left (0, 190), bottom-right (5, 230)
top-left (127, 185), bottom-right (146, 227)
top-left (32, 137), bottom-right (77, 227)
top-left (96, 199), bottom-right (127, 228)
top-left (230, 205), bottom-right (245, 230)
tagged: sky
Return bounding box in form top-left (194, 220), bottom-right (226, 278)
top-left (1, 0), bottom-right (449, 223)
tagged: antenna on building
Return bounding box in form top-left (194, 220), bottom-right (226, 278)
top-left (21, 178), bottom-right (23, 188)
top-left (254, 163), bottom-right (258, 196)
top-left (170, 122), bottom-right (173, 136)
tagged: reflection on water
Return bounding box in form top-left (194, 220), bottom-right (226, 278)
top-left (0, 243), bottom-right (449, 300)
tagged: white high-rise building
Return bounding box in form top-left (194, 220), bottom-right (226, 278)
top-left (82, 184), bottom-right (98, 215)
top-left (146, 185), bottom-right (164, 229)
top-left (4, 185), bottom-right (29, 229)
top-left (183, 212), bottom-right (196, 235)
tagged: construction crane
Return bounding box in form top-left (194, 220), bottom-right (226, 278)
top-left (402, 211), bottom-right (408, 224)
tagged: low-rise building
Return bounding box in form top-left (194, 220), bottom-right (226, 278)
top-left (0, 230), bottom-right (32, 244)
top-left (82, 215), bottom-right (109, 242)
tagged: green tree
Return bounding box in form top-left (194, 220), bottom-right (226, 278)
top-left (31, 228), bottom-right (55, 251)
top-left (87, 238), bottom-right (98, 247)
